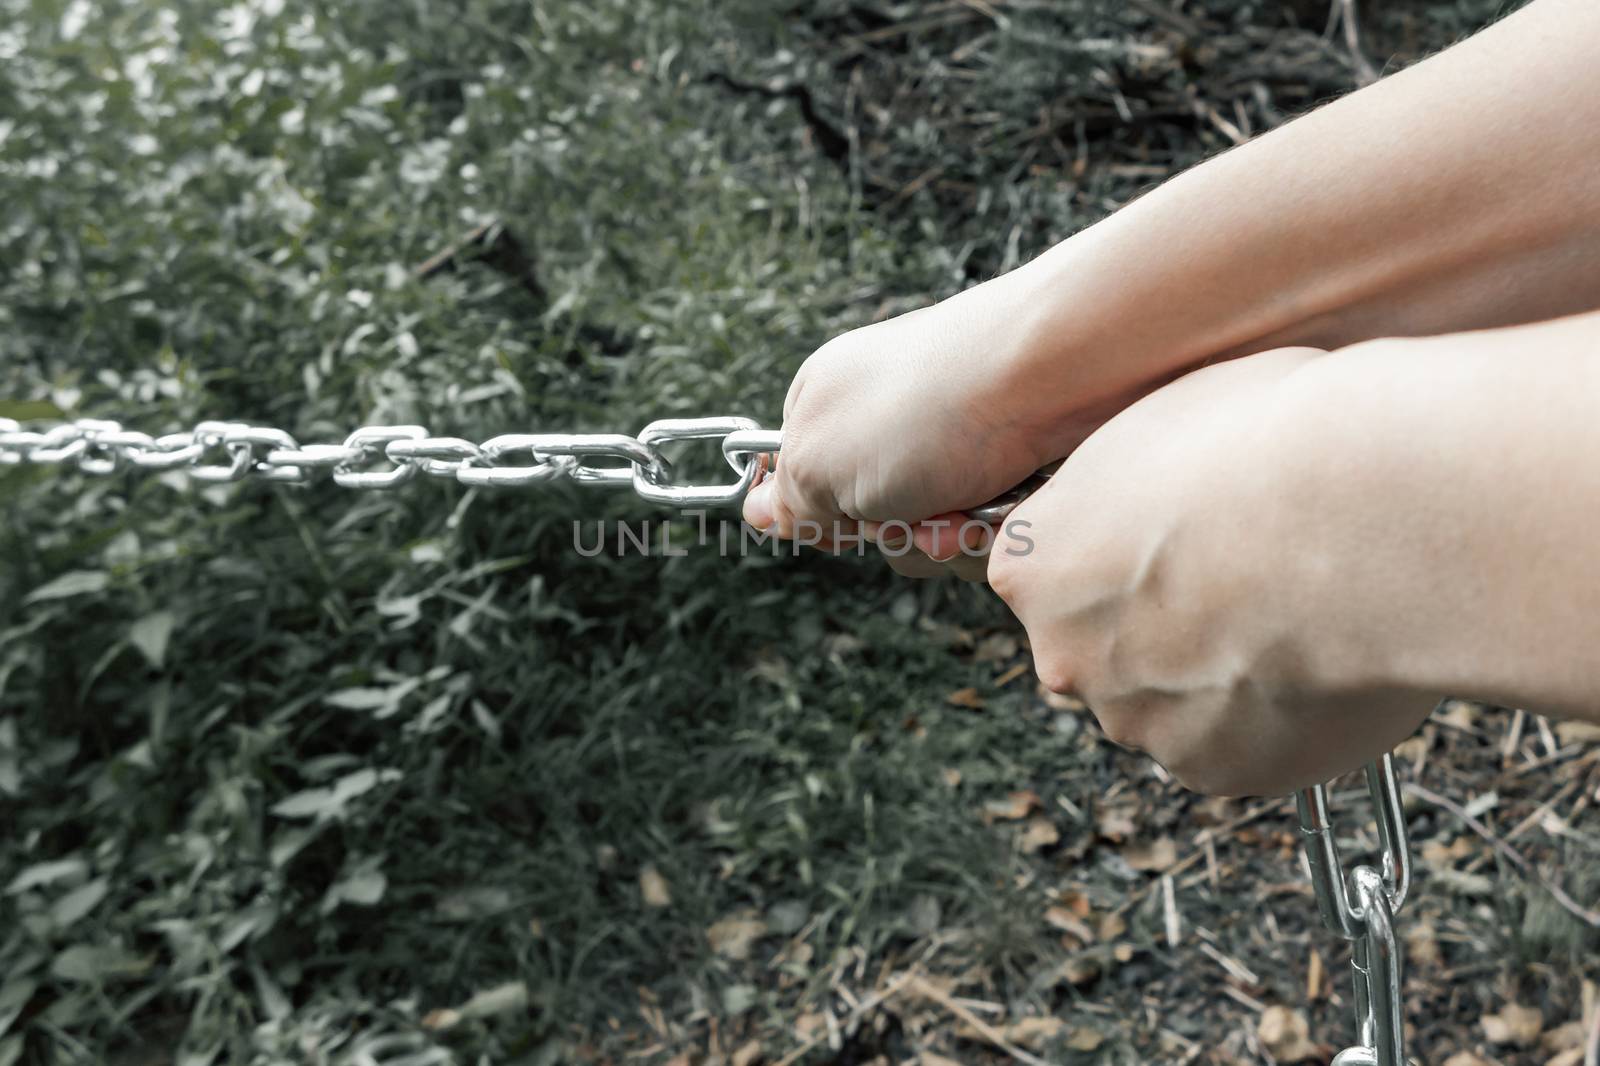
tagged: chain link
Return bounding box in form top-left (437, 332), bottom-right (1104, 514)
top-left (0, 415), bottom-right (782, 508)
top-left (1297, 753), bottom-right (1417, 1066)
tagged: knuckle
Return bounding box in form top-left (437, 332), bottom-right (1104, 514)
top-left (1095, 708), bottom-right (1146, 753)
top-left (1162, 756), bottom-right (1253, 798)
top-left (1031, 648), bottom-right (1077, 698)
top-left (985, 549), bottom-right (1026, 605)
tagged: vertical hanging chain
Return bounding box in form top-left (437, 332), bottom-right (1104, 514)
top-left (1297, 753), bottom-right (1416, 1066)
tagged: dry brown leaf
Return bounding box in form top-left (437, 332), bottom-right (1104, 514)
top-left (1096, 803), bottom-right (1139, 842)
top-left (420, 1007), bottom-right (461, 1031)
top-left (941, 768), bottom-right (962, 788)
top-left (1258, 1005), bottom-right (1319, 1063)
top-left (1540, 1020), bottom-right (1587, 1054)
top-left (1440, 1053), bottom-right (1496, 1066)
top-left (1436, 699), bottom-right (1480, 730)
top-left (1545, 1049), bottom-right (1584, 1066)
top-left (793, 1011), bottom-right (826, 1040)
top-left (730, 1039), bottom-right (762, 1066)
top-left (1393, 734), bottom-right (1431, 763)
top-left (1556, 720), bottom-right (1600, 744)
top-left (974, 633), bottom-right (1019, 663)
top-left (1044, 905), bottom-right (1095, 943)
top-left (999, 1016), bottom-right (1064, 1049)
top-left (1019, 816), bottom-right (1060, 854)
top-left (1421, 838), bottom-right (1475, 867)
top-left (707, 912), bottom-right (767, 960)
top-left (639, 865), bottom-right (672, 908)
top-left (946, 687), bottom-right (985, 709)
top-left (920, 1055), bottom-right (964, 1066)
top-left (1055, 889), bottom-right (1092, 917)
top-left (1481, 1002), bottom-right (1543, 1046)
top-left (1045, 954), bottom-right (1101, 987)
top-left (1067, 1028), bottom-right (1105, 1052)
top-left (1096, 911), bottom-right (1127, 940)
top-left (1403, 921), bottom-right (1441, 969)
top-left (1124, 835), bottom-right (1178, 872)
top-left (983, 789), bottom-right (1040, 823)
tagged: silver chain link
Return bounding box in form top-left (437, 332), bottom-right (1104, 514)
top-left (0, 415), bottom-right (785, 508)
top-left (1297, 753), bottom-right (1417, 1066)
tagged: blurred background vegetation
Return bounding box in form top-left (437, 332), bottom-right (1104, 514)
top-left (4, 0), bottom-right (1596, 1063)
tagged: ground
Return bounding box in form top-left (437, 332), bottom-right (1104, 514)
top-left (1, 0), bottom-right (1596, 1063)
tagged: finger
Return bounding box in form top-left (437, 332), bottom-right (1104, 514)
top-left (742, 477), bottom-right (777, 532)
top-left (946, 552), bottom-right (990, 583)
top-left (912, 512), bottom-right (994, 562)
top-left (883, 548), bottom-right (948, 579)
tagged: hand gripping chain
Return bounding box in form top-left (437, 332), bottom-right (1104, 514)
top-left (0, 416), bottom-right (1027, 521)
top-left (1297, 754), bottom-right (1418, 1066)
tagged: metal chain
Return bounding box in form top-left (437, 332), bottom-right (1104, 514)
top-left (1297, 753), bottom-right (1418, 1066)
top-left (0, 415), bottom-right (786, 509)
top-left (0, 415), bottom-right (1041, 521)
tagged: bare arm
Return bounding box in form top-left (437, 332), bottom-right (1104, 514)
top-left (999, 0), bottom-right (1600, 452)
top-left (750, 0), bottom-right (1600, 542)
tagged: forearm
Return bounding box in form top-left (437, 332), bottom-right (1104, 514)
top-left (990, 0), bottom-right (1600, 454)
top-left (1274, 310), bottom-right (1600, 721)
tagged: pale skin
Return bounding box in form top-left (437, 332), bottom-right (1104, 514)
top-left (742, 0), bottom-right (1600, 795)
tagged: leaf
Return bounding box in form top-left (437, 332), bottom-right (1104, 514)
top-left (337, 869), bottom-right (386, 905)
top-left (51, 944), bottom-right (151, 983)
top-left (639, 865), bottom-right (671, 908)
top-left (1067, 1028), bottom-right (1105, 1052)
top-left (982, 789), bottom-right (1040, 823)
top-left (1124, 836), bottom-right (1178, 872)
top-left (128, 611), bottom-right (176, 669)
top-left (271, 767), bottom-right (394, 821)
top-left (1556, 720), bottom-right (1600, 744)
top-left (721, 983), bottom-right (758, 1016)
top-left (707, 912), bottom-right (767, 960)
top-left (320, 856), bottom-right (387, 914)
top-left (24, 571), bottom-right (109, 604)
top-left (1481, 1002), bottom-right (1543, 1046)
top-left (50, 878), bottom-right (108, 929)
top-left (1019, 817), bottom-right (1059, 854)
top-left (945, 687), bottom-right (984, 709)
top-left (458, 981), bottom-right (528, 1020)
top-left (1257, 1006), bottom-right (1318, 1063)
top-left (1044, 905), bottom-right (1094, 942)
top-left (323, 687), bottom-right (395, 711)
top-left (7, 858), bottom-right (87, 894)
top-left (1441, 1054), bottom-right (1496, 1066)
top-left (0, 978), bottom-right (36, 1038)
top-left (421, 1008), bottom-right (462, 1031)
top-left (0, 400), bottom-right (63, 421)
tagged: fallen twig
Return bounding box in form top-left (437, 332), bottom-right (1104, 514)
top-left (908, 974), bottom-right (1055, 1066)
top-left (771, 968), bottom-right (919, 1066)
top-left (1403, 781), bottom-right (1600, 929)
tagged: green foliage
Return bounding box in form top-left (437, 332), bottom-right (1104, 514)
top-left (0, 0), bottom-right (1072, 1059)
